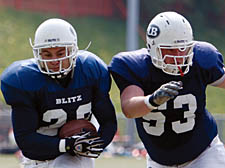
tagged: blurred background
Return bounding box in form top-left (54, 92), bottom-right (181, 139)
top-left (0, 0), bottom-right (224, 167)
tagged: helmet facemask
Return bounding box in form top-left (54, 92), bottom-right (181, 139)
top-left (31, 42), bottom-right (78, 78)
top-left (156, 43), bottom-right (194, 76)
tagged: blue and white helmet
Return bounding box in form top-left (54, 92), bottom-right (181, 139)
top-left (30, 18), bottom-right (78, 78)
top-left (146, 11), bottom-right (194, 76)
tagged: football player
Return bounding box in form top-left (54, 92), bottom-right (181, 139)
top-left (1, 18), bottom-right (117, 168)
top-left (109, 11), bottom-right (225, 167)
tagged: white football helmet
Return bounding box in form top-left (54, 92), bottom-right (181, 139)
top-left (30, 18), bottom-right (78, 78)
top-left (146, 11), bottom-right (194, 76)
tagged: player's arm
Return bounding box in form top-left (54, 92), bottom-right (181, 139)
top-left (212, 67), bottom-right (225, 89)
top-left (92, 91), bottom-right (117, 149)
top-left (121, 85), bottom-right (153, 118)
top-left (110, 71), bottom-right (152, 118)
top-left (91, 63), bottom-right (117, 149)
top-left (112, 72), bottom-right (182, 118)
top-left (1, 81), bottom-right (63, 160)
top-left (200, 43), bottom-right (225, 89)
top-left (121, 81), bottom-right (182, 118)
top-left (11, 105), bottom-right (62, 160)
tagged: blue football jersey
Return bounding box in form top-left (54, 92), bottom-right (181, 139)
top-left (109, 41), bottom-right (224, 165)
top-left (1, 50), bottom-right (117, 160)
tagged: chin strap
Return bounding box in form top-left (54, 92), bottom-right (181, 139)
top-left (178, 66), bottom-right (184, 77)
top-left (49, 71), bottom-right (68, 79)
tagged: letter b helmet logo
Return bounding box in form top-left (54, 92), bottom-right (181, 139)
top-left (147, 25), bottom-right (160, 38)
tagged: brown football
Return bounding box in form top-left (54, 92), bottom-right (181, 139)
top-left (59, 119), bottom-right (97, 138)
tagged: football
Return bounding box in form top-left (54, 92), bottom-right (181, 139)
top-left (59, 119), bottom-right (97, 138)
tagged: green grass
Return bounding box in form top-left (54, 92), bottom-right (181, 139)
top-left (0, 154), bottom-right (146, 168)
top-left (0, 154), bottom-right (20, 168)
top-left (206, 86), bottom-right (225, 113)
top-left (0, 8), bottom-right (225, 114)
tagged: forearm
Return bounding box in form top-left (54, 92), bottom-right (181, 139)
top-left (120, 82), bottom-right (182, 118)
top-left (16, 132), bottom-right (62, 160)
top-left (98, 119), bottom-right (117, 148)
top-left (93, 94), bottom-right (117, 148)
top-left (12, 106), bottom-right (63, 160)
top-left (121, 96), bottom-right (153, 118)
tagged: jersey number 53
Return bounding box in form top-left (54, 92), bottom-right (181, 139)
top-left (142, 94), bottom-right (197, 136)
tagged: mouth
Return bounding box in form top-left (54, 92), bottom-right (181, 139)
top-left (50, 67), bottom-right (60, 72)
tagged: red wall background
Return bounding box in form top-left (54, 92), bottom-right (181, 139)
top-left (0, 0), bottom-right (127, 18)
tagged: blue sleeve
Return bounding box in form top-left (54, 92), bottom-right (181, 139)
top-left (91, 60), bottom-right (117, 149)
top-left (108, 54), bottom-right (144, 91)
top-left (12, 105), bottom-right (62, 160)
top-left (110, 71), bottom-right (131, 94)
top-left (194, 42), bottom-right (224, 85)
top-left (1, 78), bottom-right (62, 160)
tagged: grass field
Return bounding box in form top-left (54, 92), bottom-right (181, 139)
top-left (0, 154), bottom-right (146, 168)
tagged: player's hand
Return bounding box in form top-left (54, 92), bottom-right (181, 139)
top-left (149, 81), bottom-right (183, 106)
top-left (65, 131), bottom-right (104, 158)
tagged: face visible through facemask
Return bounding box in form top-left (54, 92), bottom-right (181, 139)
top-left (40, 47), bottom-right (70, 73)
top-left (160, 46), bottom-right (192, 76)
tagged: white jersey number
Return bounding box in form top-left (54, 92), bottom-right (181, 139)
top-left (143, 94), bottom-right (197, 136)
top-left (37, 102), bottom-right (92, 136)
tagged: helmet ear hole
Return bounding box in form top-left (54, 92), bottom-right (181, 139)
top-left (179, 47), bottom-right (186, 52)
